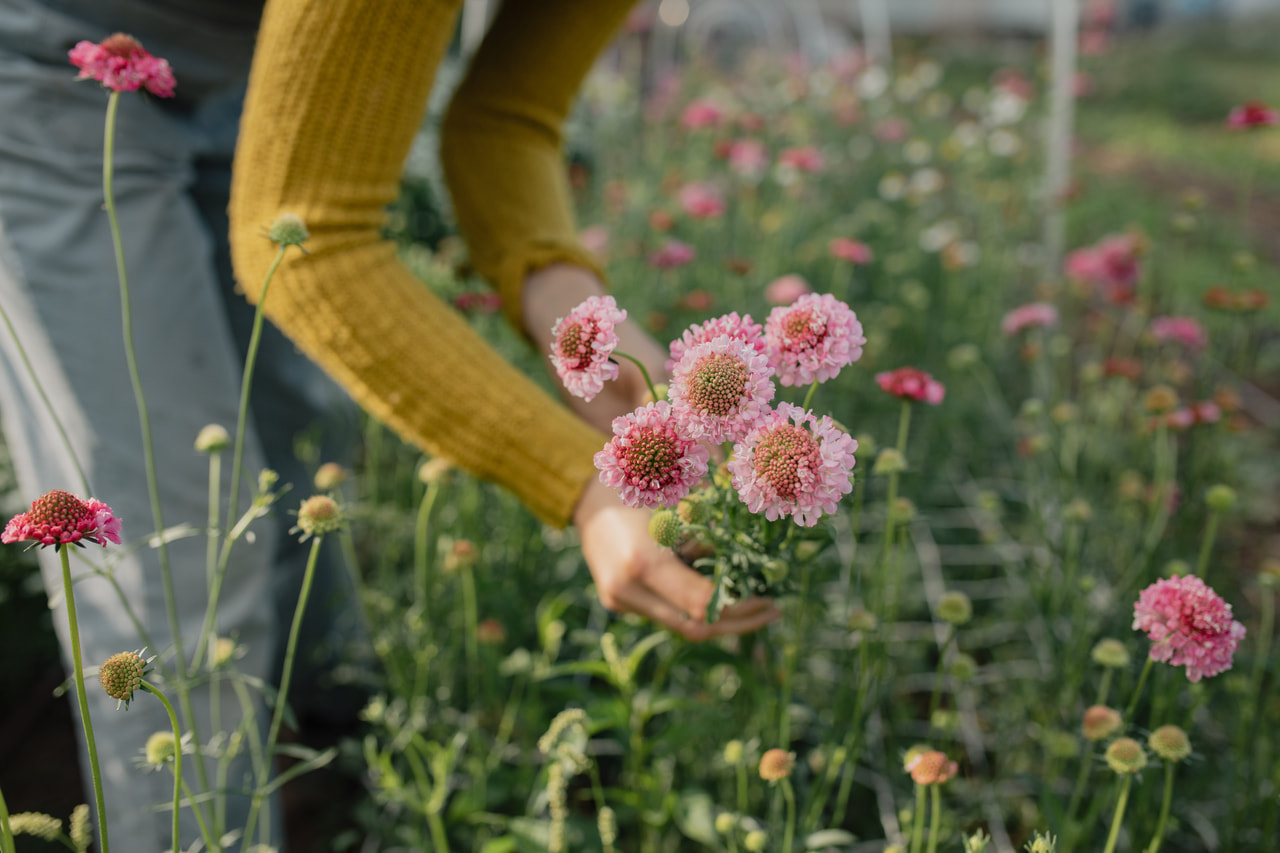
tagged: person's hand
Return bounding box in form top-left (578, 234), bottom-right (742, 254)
top-left (523, 263), bottom-right (667, 433)
top-left (573, 477), bottom-right (781, 641)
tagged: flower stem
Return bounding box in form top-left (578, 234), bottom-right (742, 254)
top-left (1145, 762), bottom-right (1175, 853)
top-left (58, 547), bottom-right (108, 853)
top-left (1102, 775), bottom-right (1133, 853)
top-left (141, 681), bottom-right (183, 853)
top-left (414, 480), bottom-right (441, 610)
top-left (0, 783), bottom-right (15, 853)
top-left (242, 534), bottom-right (324, 846)
top-left (736, 758), bottom-right (748, 815)
top-left (909, 783), bottom-right (926, 853)
top-left (1125, 656), bottom-right (1155, 723)
top-left (896, 400), bottom-right (913, 455)
top-left (1194, 509), bottom-right (1220, 578)
top-left (927, 627), bottom-right (956, 735)
top-left (925, 784), bottom-right (942, 853)
top-left (613, 350), bottom-right (659, 402)
top-left (801, 379), bottom-right (820, 411)
top-left (781, 778), bottom-right (796, 853)
top-left (460, 561), bottom-right (480, 708)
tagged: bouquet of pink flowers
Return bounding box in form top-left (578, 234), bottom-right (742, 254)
top-left (550, 292), bottom-right (866, 618)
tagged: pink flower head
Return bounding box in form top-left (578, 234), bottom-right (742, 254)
top-left (678, 182), bottom-right (726, 219)
top-left (876, 367), bottom-right (945, 404)
top-left (68, 33), bottom-right (175, 97)
top-left (764, 274), bottom-right (814, 306)
top-left (764, 293), bottom-right (865, 386)
top-left (728, 139), bottom-right (769, 178)
top-left (2, 489), bottom-right (122, 549)
top-left (666, 312), bottom-right (766, 372)
top-left (648, 239), bottom-right (696, 271)
top-left (550, 295), bottom-right (626, 401)
top-left (828, 238), bottom-right (874, 265)
top-left (1133, 574), bottom-right (1246, 682)
top-left (777, 145), bottom-right (825, 173)
top-left (1226, 102), bottom-right (1278, 131)
top-left (670, 336), bottom-right (776, 444)
top-left (1150, 316), bottom-right (1207, 351)
top-left (1001, 302), bottom-right (1060, 337)
top-left (1064, 233), bottom-right (1142, 304)
top-left (1190, 400), bottom-right (1221, 425)
top-left (728, 403), bottom-right (857, 526)
top-left (594, 402), bottom-right (710, 508)
top-left (681, 99), bottom-right (724, 130)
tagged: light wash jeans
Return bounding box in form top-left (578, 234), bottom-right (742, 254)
top-left (0, 1), bottom-right (366, 849)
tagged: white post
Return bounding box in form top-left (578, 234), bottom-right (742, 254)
top-left (1043, 0), bottom-right (1078, 280)
top-left (459, 0), bottom-right (491, 56)
top-left (857, 0), bottom-right (892, 69)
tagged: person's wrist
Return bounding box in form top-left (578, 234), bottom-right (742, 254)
top-left (523, 263), bottom-right (608, 349)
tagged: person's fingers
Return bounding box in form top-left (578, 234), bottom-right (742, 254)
top-left (641, 552), bottom-right (716, 618)
top-left (718, 596), bottom-right (778, 621)
top-left (706, 599), bottom-right (782, 637)
top-left (613, 583), bottom-right (714, 642)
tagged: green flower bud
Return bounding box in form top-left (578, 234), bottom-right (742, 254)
top-left (1104, 737), bottom-right (1148, 774)
top-left (873, 448), bottom-right (907, 476)
top-left (8, 812), bottom-right (62, 841)
top-left (743, 830), bottom-right (768, 852)
top-left (194, 423), bottom-right (231, 454)
top-left (714, 812), bottom-right (737, 835)
top-left (418, 457), bottom-right (452, 485)
top-left (762, 559), bottom-right (789, 584)
top-left (937, 590), bottom-right (972, 626)
top-left (848, 607), bottom-right (878, 632)
top-left (948, 343), bottom-right (980, 370)
top-left (648, 510), bottom-right (682, 548)
top-left (268, 212), bottom-right (309, 247)
top-left (950, 652), bottom-right (978, 682)
top-left (1091, 638), bottom-right (1130, 669)
top-left (293, 495), bottom-right (343, 540)
top-left (100, 650), bottom-right (147, 708)
top-left (854, 432), bottom-right (878, 457)
top-left (723, 740), bottom-right (744, 765)
top-left (1148, 725), bottom-right (1191, 763)
top-left (890, 497), bottom-right (916, 524)
top-left (1206, 484), bottom-right (1237, 513)
top-left (1020, 398), bottom-right (1045, 420)
top-left (1063, 498), bottom-right (1093, 524)
top-left (145, 731), bottom-right (177, 765)
top-left (313, 462), bottom-right (350, 491)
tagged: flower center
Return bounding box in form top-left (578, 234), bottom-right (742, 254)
top-left (556, 320), bottom-right (597, 370)
top-left (686, 353), bottom-right (749, 416)
top-left (753, 424), bottom-right (821, 499)
top-left (621, 426), bottom-right (682, 486)
top-left (101, 34), bottom-right (144, 58)
top-left (29, 489), bottom-right (92, 531)
top-left (781, 309), bottom-right (825, 350)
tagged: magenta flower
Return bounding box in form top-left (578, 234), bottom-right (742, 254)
top-left (828, 238), bottom-right (874, 265)
top-left (678, 182), bottom-right (726, 219)
top-left (666, 312), bottom-right (766, 372)
top-left (3, 490), bottom-right (122, 549)
top-left (876, 367), bottom-right (945, 405)
top-left (681, 99), bottom-right (724, 130)
top-left (550, 295), bottom-right (626, 402)
top-left (1064, 233), bottom-right (1142, 304)
top-left (648, 239), bottom-right (696, 271)
top-left (1225, 101), bottom-right (1278, 131)
top-left (764, 274), bottom-right (813, 306)
top-left (1150, 316), bottom-right (1208, 351)
top-left (777, 145), bottom-right (825, 174)
top-left (1001, 302), bottom-right (1059, 337)
top-left (594, 402), bottom-right (710, 508)
top-left (68, 33), bottom-right (175, 98)
top-left (728, 139), bottom-right (769, 178)
top-left (669, 336), bottom-right (775, 444)
top-left (729, 403), bottom-right (857, 526)
top-left (764, 293), bottom-right (865, 386)
top-left (1133, 575), bottom-right (1246, 682)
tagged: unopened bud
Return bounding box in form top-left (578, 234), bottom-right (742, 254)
top-left (1104, 737), bottom-right (1147, 774)
top-left (1082, 705), bottom-right (1122, 742)
top-left (1091, 639), bottom-right (1130, 669)
top-left (145, 731), bottom-right (177, 765)
top-left (313, 462), bottom-right (349, 491)
top-left (294, 495), bottom-right (343, 539)
top-left (723, 740), bottom-right (744, 765)
top-left (873, 448), bottom-right (907, 475)
top-left (100, 650), bottom-right (147, 708)
top-left (937, 590), bottom-right (972, 626)
top-left (759, 748), bottom-right (795, 781)
top-left (648, 510), bottom-right (682, 548)
top-left (1148, 725), bottom-right (1191, 762)
top-left (268, 212), bottom-right (309, 247)
top-left (1206, 484), bottom-right (1237, 513)
top-left (194, 424), bottom-right (231, 454)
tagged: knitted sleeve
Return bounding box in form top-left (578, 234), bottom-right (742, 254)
top-left (228, 0), bottom-right (616, 527)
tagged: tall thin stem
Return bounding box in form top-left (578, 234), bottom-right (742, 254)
top-left (1102, 775), bottom-right (1133, 853)
top-left (58, 547), bottom-right (108, 853)
top-left (780, 778), bottom-right (796, 853)
top-left (1145, 762), bottom-right (1175, 853)
top-left (1194, 509), bottom-right (1220, 578)
top-left (925, 784), bottom-right (942, 853)
top-left (613, 350), bottom-right (659, 402)
top-left (1125, 657), bottom-right (1155, 723)
top-left (141, 681), bottom-right (184, 853)
top-left (908, 783), bottom-right (926, 853)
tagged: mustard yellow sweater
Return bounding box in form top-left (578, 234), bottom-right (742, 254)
top-left (229, 0), bottom-right (635, 527)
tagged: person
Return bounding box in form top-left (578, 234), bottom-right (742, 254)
top-left (0, 0), bottom-right (778, 850)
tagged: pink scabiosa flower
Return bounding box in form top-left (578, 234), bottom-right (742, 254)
top-left (1064, 233), bottom-right (1143, 304)
top-left (777, 145), bottom-right (825, 173)
top-left (729, 403), bottom-right (857, 527)
top-left (1150, 316), bottom-right (1207, 351)
top-left (681, 99), bottom-right (724, 130)
top-left (678, 182), bottom-right (726, 219)
top-left (550, 295), bottom-right (626, 402)
top-left (1226, 101), bottom-right (1278, 131)
top-left (666, 312), bottom-right (766, 372)
top-left (68, 33), bottom-right (175, 98)
top-left (669, 336), bottom-right (775, 444)
top-left (1133, 574), bottom-right (1246, 682)
top-left (876, 367), bottom-right (945, 404)
top-left (828, 238), bottom-right (874, 265)
top-left (3, 489), bottom-right (122, 549)
top-left (728, 139), bottom-right (769, 179)
top-left (594, 402), bottom-right (710, 509)
top-left (764, 274), bottom-right (813, 306)
top-left (648, 239), bottom-right (696, 271)
top-left (764, 293), bottom-right (866, 386)
top-left (1001, 302), bottom-right (1059, 337)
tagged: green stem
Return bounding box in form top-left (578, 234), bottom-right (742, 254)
top-left (925, 784), bottom-right (942, 853)
top-left (927, 628), bottom-right (956, 734)
top-left (1102, 775), bottom-right (1133, 853)
top-left (1145, 762), bottom-right (1175, 853)
top-left (736, 760), bottom-right (748, 816)
top-left (1194, 510), bottom-right (1220, 578)
top-left (1125, 656), bottom-right (1155, 723)
top-left (1097, 668), bottom-right (1114, 708)
top-left (896, 400), bottom-right (913, 455)
top-left (58, 548), bottom-right (108, 853)
top-left (0, 783), bottom-right (15, 853)
top-left (427, 810), bottom-right (449, 853)
top-left (801, 379), bottom-right (820, 412)
top-left (613, 350), bottom-right (659, 402)
top-left (781, 779), bottom-right (796, 853)
top-left (460, 562), bottom-right (480, 708)
top-left (242, 535), bottom-right (324, 845)
top-left (414, 480), bottom-right (441, 610)
top-left (141, 681), bottom-right (183, 853)
top-left (205, 453), bottom-right (222, 597)
top-left (178, 776), bottom-right (215, 852)
top-left (909, 783), bottom-right (926, 853)
top-left (1064, 741), bottom-right (1093, 830)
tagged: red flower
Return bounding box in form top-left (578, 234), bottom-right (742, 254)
top-left (1226, 101), bottom-right (1279, 131)
top-left (68, 33), bottom-right (175, 97)
top-left (876, 367), bottom-right (945, 405)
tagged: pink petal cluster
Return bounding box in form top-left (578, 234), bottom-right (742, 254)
top-left (828, 238), bottom-right (874, 265)
top-left (764, 274), bottom-right (813, 306)
top-left (681, 99), bottom-right (724, 130)
top-left (678, 182), bottom-right (726, 219)
top-left (764, 293), bottom-right (866, 386)
top-left (68, 33), bottom-right (175, 98)
top-left (1225, 101), bottom-right (1278, 131)
top-left (728, 403), bottom-right (857, 526)
top-left (1150, 316), bottom-right (1207, 351)
top-left (876, 367), bottom-right (945, 404)
top-left (1064, 233), bottom-right (1142, 304)
top-left (550, 295), bottom-right (625, 401)
top-left (666, 312), bottom-right (766, 371)
top-left (777, 145), bottom-right (825, 173)
top-left (669, 336), bottom-right (775, 444)
top-left (648, 239), bottom-right (696, 270)
top-left (594, 402), bottom-right (710, 508)
top-left (1133, 574), bottom-right (1246, 682)
top-left (3, 489), bottom-right (122, 549)
top-left (728, 139), bottom-right (769, 178)
top-left (1001, 302), bottom-right (1060, 337)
